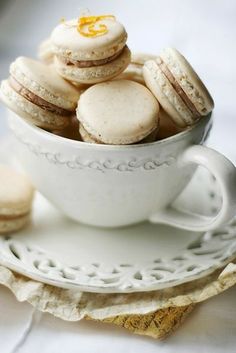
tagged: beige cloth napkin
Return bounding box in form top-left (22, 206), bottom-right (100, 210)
top-left (0, 262), bottom-right (235, 339)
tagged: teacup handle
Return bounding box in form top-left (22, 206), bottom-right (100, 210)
top-left (149, 145), bottom-right (236, 231)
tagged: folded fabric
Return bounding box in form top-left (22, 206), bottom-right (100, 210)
top-left (0, 262), bottom-right (235, 339)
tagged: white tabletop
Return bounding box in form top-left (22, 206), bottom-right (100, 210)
top-left (0, 0), bottom-right (236, 351)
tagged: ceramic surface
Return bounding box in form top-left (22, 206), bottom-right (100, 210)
top-left (0, 139), bottom-right (236, 293)
top-left (8, 112), bottom-right (236, 231)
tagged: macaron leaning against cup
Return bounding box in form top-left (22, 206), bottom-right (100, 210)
top-left (77, 79), bottom-right (160, 144)
top-left (51, 15), bottom-right (131, 84)
top-left (0, 57), bottom-right (81, 131)
top-left (0, 165), bottom-right (34, 234)
top-left (143, 48), bottom-right (214, 127)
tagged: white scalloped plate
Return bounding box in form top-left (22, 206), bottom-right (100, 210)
top-left (0, 138), bottom-right (236, 293)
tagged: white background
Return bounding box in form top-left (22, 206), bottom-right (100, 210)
top-left (0, 0), bottom-right (236, 352)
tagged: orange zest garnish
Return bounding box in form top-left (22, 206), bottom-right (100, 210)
top-left (77, 15), bottom-right (116, 37)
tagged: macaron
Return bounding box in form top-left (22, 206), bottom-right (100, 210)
top-left (52, 115), bottom-right (81, 141)
top-left (143, 48), bottom-right (214, 127)
top-left (79, 123), bottom-right (99, 143)
top-left (77, 80), bottom-right (159, 145)
top-left (157, 109), bottom-right (183, 140)
top-left (0, 165), bottom-right (34, 234)
top-left (0, 57), bottom-right (81, 131)
top-left (51, 16), bottom-right (131, 84)
top-left (79, 123), bottom-right (159, 144)
top-left (140, 126), bottom-right (159, 143)
top-left (38, 38), bottom-right (54, 64)
top-left (116, 52), bottom-right (157, 84)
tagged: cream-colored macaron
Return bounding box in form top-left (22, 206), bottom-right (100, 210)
top-left (143, 48), bottom-right (214, 127)
top-left (0, 57), bottom-right (81, 131)
top-left (51, 16), bottom-right (131, 84)
top-left (140, 126), bottom-right (159, 143)
top-left (79, 122), bottom-right (159, 144)
top-left (77, 80), bottom-right (159, 145)
top-left (116, 52), bottom-right (157, 84)
top-left (0, 165), bottom-right (34, 234)
top-left (156, 109), bottom-right (183, 140)
top-left (38, 38), bottom-right (54, 64)
top-left (52, 115), bottom-right (81, 141)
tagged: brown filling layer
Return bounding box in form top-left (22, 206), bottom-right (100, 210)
top-left (9, 76), bottom-right (72, 116)
top-left (157, 58), bottom-right (200, 117)
top-left (0, 212), bottom-right (29, 221)
top-left (58, 46), bottom-right (126, 68)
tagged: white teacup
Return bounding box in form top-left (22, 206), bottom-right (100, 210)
top-left (8, 112), bottom-right (236, 231)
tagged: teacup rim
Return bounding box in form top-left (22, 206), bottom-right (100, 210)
top-left (9, 112), bottom-right (212, 150)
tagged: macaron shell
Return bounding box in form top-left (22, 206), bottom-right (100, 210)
top-left (116, 53), bottom-right (158, 85)
top-left (80, 122), bottom-right (159, 144)
top-left (53, 115), bottom-right (81, 141)
top-left (157, 109), bottom-right (183, 139)
top-left (0, 213), bottom-right (30, 234)
top-left (77, 80), bottom-right (159, 144)
top-left (0, 80), bottom-right (69, 130)
top-left (0, 165), bottom-right (34, 216)
top-left (160, 48), bottom-right (214, 115)
top-left (115, 63), bottom-right (145, 84)
top-left (51, 18), bottom-right (127, 61)
top-left (143, 60), bottom-right (194, 127)
top-left (54, 46), bottom-right (131, 84)
top-left (79, 123), bottom-right (101, 143)
top-left (10, 57), bottom-right (80, 110)
top-left (131, 52), bottom-right (157, 65)
top-left (139, 127), bottom-right (159, 143)
top-left (38, 38), bottom-right (54, 64)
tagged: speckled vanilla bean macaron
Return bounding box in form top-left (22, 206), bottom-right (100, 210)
top-left (51, 16), bottom-right (131, 84)
top-left (0, 57), bottom-right (81, 131)
top-left (0, 165), bottom-right (34, 234)
top-left (79, 117), bottom-right (159, 144)
top-left (143, 48), bottom-right (214, 127)
top-left (77, 80), bottom-right (159, 145)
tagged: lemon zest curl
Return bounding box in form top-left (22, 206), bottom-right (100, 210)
top-left (77, 15), bottom-right (116, 37)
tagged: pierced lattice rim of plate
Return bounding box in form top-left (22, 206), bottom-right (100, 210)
top-left (0, 216), bottom-right (236, 293)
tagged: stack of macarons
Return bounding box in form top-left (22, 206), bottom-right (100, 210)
top-left (51, 16), bottom-right (131, 85)
top-left (0, 13), bottom-right (214, 144)
top-left (0, 56), bottom-right (81, 133)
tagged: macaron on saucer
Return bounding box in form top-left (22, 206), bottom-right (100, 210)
top-left (0, 165), bottom-right (34, 234)
top-left (0, 57), bottom-right (81, 131)
top-left (77, 79), bottom-right (159, 144)
top-left (143, 48), bottom-right (214, 127)
top-left (51, 15), bottom-right (131, 84)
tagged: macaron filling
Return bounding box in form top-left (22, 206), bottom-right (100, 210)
top-left (8, 76), bottom-right (73, 116)
top-left (156, 57), bottom-right (201, 118)
top-left (57, 46), bottom-right (126, 68)
top-left (0, 212), bottom-right (30, 221)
